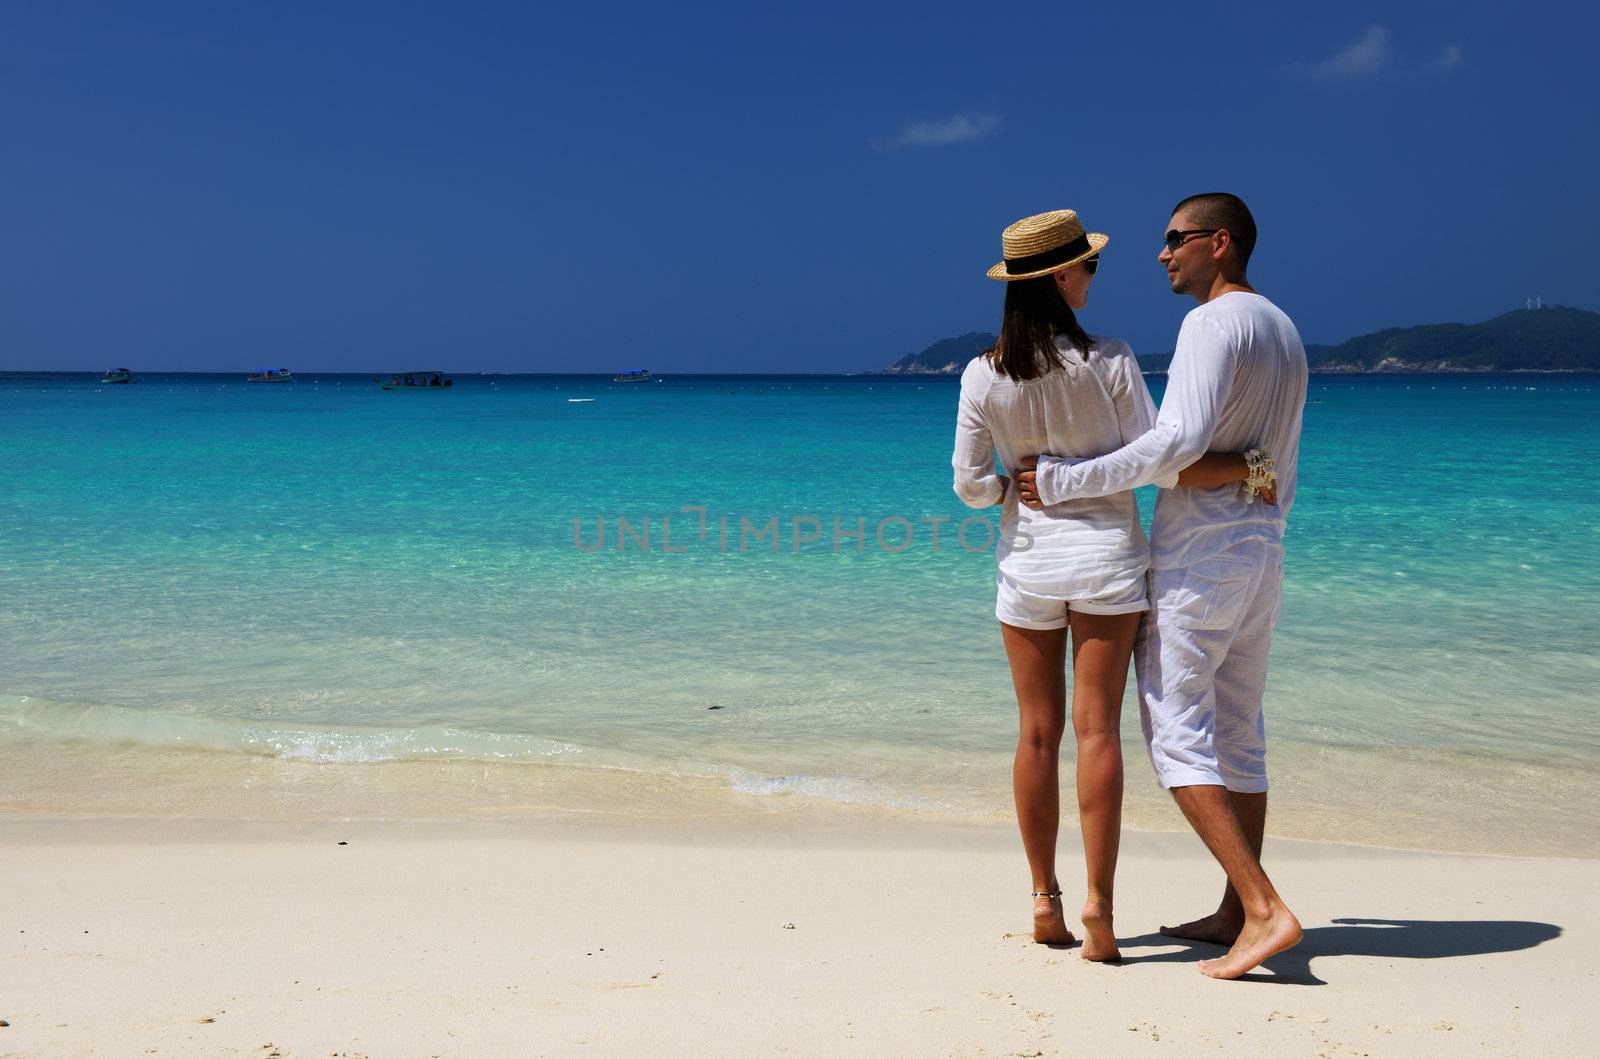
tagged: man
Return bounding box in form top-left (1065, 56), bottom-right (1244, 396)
top-left (1015, 193), bottom-right (1307, 980)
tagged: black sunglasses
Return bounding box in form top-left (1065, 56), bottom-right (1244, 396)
top-left (1083, 255), bottom-right (1099, 276)
top-left (1164, 228), bottom-right (1219, 252)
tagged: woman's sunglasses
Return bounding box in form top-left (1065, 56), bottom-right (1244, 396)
top-left (1083, 255), bottom-right (1099, 276)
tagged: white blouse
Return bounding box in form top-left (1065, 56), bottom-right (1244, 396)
top-left (952, 335), bottom-right (1173, 601)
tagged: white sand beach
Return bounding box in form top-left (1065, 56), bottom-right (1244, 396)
top-left (2, 810), bottom-right (1592, 1058)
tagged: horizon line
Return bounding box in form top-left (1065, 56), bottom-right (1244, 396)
top-left (0, 368), bottom-right (913, 378)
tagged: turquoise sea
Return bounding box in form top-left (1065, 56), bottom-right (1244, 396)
top-left (3, 371), bottom-right (1597, 854)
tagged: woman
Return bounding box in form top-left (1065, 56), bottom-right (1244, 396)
top-left (952, 209), bottom-right (1258, 962)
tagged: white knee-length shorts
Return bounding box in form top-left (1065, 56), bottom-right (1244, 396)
top-left (1136, 543), bottom-right (1284, 794)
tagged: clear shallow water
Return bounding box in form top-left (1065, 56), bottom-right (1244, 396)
top-left (2, 371), bottom-right (1598, 852)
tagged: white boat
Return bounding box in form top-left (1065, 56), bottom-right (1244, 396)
top-left (247, 368), bottom-right (294, 383)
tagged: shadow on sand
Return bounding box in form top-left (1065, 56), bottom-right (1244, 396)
top-left (1117, 917), bottom-right (1563, 985)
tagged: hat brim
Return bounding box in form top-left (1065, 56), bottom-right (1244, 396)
top-left (986, 233), bottom-right (1109, 281)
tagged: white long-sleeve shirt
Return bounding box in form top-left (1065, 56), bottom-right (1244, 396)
top-left (1033, 292), bottom-right (1308, 568)
top-left (952, 335), bottom-right (1169, 601)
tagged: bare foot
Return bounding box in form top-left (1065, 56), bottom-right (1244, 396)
top-left (1032, 893), bottom-right (1075, 946)
top-left (1197, 904), bottom-right (1301, 979)
top-left (1159, 910), bottom-right (1242, 946)
top-left (1079, 892), bottom-right (1119, 962)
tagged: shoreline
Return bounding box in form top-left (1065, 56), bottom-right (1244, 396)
top-left (4, 799), bottom-right (1594, 865)
top-left (3, 736), bottom-right (1597, 860)
top-left (2, 812), bottom-right (1593, 1057)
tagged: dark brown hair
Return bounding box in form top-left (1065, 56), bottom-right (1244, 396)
top-left (986, 274), bottom-right (1093, 381)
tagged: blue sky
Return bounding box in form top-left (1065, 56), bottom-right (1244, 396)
top-left (2, 1), bottom-right (1592, 372)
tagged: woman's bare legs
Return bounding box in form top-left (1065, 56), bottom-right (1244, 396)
top-left (1000, 621), bottom-right (1073, 945)
top-left (1067, 609), bottom-right (1141, 962)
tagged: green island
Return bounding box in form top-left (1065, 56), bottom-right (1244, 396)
top-left (882, 306), bottom-right (1600, 375)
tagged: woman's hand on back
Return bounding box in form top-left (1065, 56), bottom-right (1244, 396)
top-left (1012, 456), bottom-right (1044, 509)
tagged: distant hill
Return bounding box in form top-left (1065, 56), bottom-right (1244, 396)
top-left (883, 307), bottom-right (1600, 375)
top-left (882, 330), bottom-right (1174, 374)
top-left (1305, 306), bottom-right (1600, 372)
top-left (881, 332), bottom-right (996, 374)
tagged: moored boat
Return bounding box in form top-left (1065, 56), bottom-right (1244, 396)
top-left (612, 368), bottom-right (652, 383)
top-left (101, 367), bottom-right (134, 384)
top-left (247, 368), bottom-right (294, 383)
top-left (378, 371), bottom-right (453, 390)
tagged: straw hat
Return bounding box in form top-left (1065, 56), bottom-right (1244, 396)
top-left (986, 209), bottom-right (1108, 281)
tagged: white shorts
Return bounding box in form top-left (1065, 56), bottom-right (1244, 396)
top-left (1136, 544), bottom-right (1284, 794)
top-left (995, 572), bottom-right (1149, 631)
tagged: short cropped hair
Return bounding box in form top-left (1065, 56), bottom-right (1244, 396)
top-left (1172, 192), bottom-right (1257, 270)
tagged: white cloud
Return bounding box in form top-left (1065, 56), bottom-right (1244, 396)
top-left (1299, 24), bottom-right (1394, 80)
top-left (872, 112), bottom-right (999, 150)
top-left (1295, 25), bottom-right (1465, 81)
top-left (1430, 44), bottom-right (1465, 71)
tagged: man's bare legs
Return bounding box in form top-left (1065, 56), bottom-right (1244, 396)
top-left (1000, 622), bottom-right (1073, 944)
top-left (1168, 784), bottom-right (1301, 979)
top-left (1160, 790), bottom-right (1265, 944)
top-left (1066, 609), bottom-right (1141, 962)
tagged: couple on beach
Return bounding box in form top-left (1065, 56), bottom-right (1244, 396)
top-left (952, 194), bottom-right (1308, 980)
